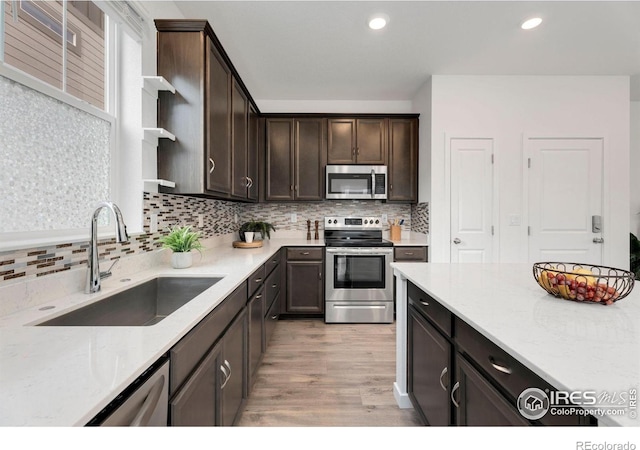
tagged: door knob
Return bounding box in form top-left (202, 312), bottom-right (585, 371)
top-left (593, 237), bottom-right (604, 244)
top-left (453, 238), bottom-right (461, 244)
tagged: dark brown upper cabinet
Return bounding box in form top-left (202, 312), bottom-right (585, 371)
top-left (327, 118), bottom-right (387, 165)
top-left (265, 117), bottom-right (326, 201)
top-left (388, 117), bottom-right (418, 202)
top-left (155, 20), bottom-right (259, 201)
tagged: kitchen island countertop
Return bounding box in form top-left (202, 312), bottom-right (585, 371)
top-left (391, 263), bottom-right (640, 427)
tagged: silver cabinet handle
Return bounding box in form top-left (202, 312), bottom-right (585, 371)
top-left (248, 177), bottom-right (253, 188)
top-left (271, 314), bottom-right (278, 320)
top-left (319, 271), bottom-right (322, 280)
top-left (129, 374), bottom-right (166, 426)
top-left (439, 367), bottom-right (448, 392)
top-left (245, 176), bottom-right (251, 188)
top-left (404, 252), bottom-right (414, 256)
top-left (489, 357), bottom-right (512, 375)
top-left (220, 364), bottom-right (230, 389)
top-left (255, 278), bottom-right (263, 283)
top-left (453, 238), bottom-right (461, 244)
top-left (451, 381), bottom-right (460, 408)
top-left (272, 284), bottom-right (277, 288)
top-left (255, 294), bottom-right (263, 299)
top-left (419, 300), bottom-right (429, 307)
top-left (593, 237), bottom-right (604, 244)
top-left (301, 252), bottom-right (310, 255)
top-left (209, 158), bottom-right (215, 174)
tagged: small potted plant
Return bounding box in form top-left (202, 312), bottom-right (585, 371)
top-left (159, 225), bottom-right (204, 269)
top-left (239, 220), bottom-right (276, 243)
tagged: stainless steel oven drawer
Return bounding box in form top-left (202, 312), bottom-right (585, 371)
top-left (325, 301), bottom-right (393, 323)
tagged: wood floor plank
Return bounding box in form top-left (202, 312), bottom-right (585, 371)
top-left (237, 318), bottom-right (421, 427)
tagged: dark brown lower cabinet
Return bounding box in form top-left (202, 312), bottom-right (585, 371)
top-left (248, 286), bottom-right (265, 385)
top-left (453, 355), bottom-right (529, 426)
top-left (221, 308), bottom-right (247, 426)
top-left (170, 341), bottom-right (222, 426)
top-left (284, 248), bottom-right (324, 315)
top-left (408, 305), bottom-right (451, 426)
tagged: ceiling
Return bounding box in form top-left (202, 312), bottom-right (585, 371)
top-left (165, 1), bottom-right (640, 103)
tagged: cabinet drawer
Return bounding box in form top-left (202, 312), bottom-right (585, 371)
top-left (455, 318), bottom-right (548, 403)
top-left (265, 250), bottom-right (281, 275)
top-left (394, 246), bottom-right (427, 262)
top-left (286, 247), bottom-right (323, 261)
top-left (265, 262), bottom-right (281, 310)
top-left (248, 264), bottom-right (266, 297)
top-left (169, 280), bottom-right (247, 396)
top-left (407, 281), bottom-right (452, 337)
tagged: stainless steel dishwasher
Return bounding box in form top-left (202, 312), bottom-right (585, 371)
top-left (87, 357), bottom-right (170, 426)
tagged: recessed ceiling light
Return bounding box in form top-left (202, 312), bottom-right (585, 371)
top-left (521, 17), bottom-right (543, 30)
top-left (368, 14), bottom-right (389, 30)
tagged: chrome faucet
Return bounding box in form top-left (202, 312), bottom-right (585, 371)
top-left (86, 202), bottom-right (129, 294)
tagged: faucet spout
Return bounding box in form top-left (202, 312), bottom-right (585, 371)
top-left (86, 202), bottom-right (129, 294)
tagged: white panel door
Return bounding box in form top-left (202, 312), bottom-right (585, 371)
top-left (527, 138), bottom-right (603, 264)
top-left (450, 138), bottom-right (494, 263)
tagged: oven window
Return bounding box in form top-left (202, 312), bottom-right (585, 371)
top-left (327, 174), bottom-right (372, 195)
top-left (334, 255), bottom-right (385, 289)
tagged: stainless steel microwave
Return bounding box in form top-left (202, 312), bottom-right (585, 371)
top-left (325, 165), bottom-right (387, 200)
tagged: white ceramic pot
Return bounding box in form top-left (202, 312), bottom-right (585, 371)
top-left (244, 232), bottom-right (255, 243)
top-left (171, 251), bottom-right (193, 269)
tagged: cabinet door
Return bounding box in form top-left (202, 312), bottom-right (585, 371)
top-left (356, 118), bottom-right (386, 164)
top-left (231, 80), bottom-right (249, 198)
top-left (327, 118), bottom-right (356, 164)
top-left (388, 118), bottom-right (417, 202)
top-left (295, 118), bottom-right (326, 201)
top-left (220, 308), bottom-right (247, 426)
top-left (248, 287), bottom-right (264, 385)
top-left (265, 118), bottom-right (295, 200)
top-left (408, 306), bottom-right (452, 426)
top-left (206, 40), bottom-right (232, 195)
top-left (247, 105), bottom-right (259, 201)
top-left (170, 341), bottom-right (221, 426)
top-left (286, 261), bottom-right (324, 314)
top-left (454, 355), bottom-right (530, 426)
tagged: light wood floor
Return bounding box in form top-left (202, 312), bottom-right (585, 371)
top-left (237, 318), bottom-right (422, 427)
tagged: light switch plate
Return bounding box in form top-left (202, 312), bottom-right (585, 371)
top-left (291, 213), bottom-right (297, 223)
top-left (198, 214), bottom-right (204, 228)
top-left (508, 214), bottom-right (521, 226)
top-left (150, 214), bottom-right (158, 233)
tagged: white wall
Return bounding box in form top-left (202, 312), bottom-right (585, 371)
top-left (412, 77), bottom-right (432, 203)
top-left (631, 102), bottom-right (640, 237)
top-left (427, 76), bottom-right (630, 267)
top-left (256, 99), bottom-right (412, 114)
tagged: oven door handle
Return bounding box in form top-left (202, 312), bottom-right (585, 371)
top-left (326, 248), bottom-right (393, 255)
top-left (371, 168), bottom-right (376, 199)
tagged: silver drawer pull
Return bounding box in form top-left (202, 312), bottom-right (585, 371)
top-left (439, 367), bottom-right (448, 391)
top-left (404, 252), bottom-right (414, 256)
top-left (489, 357), bottom-right (513, 375)
top-left (272, 284), bottom-right (277, 288)
top-left (419, 300), bottom-right (429, 307)
top-left (271, 315), bottom-right (278, 320)
top-left (254, 278), bottom-right (263, 283)
top-left (301, 252), bottom-right (310, 255)
top-left (255, 294), bottom-right (263, 299)
top-left (450, 381), bottom-right (460, 408)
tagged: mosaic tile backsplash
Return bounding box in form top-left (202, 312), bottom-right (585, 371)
top-left (0, 193), bottom-right (429, 286)
top-left (0, 75), bottom-right (111, 233)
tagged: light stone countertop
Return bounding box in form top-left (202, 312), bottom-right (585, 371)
top-left (391, 262), bottom-right (640, 427)
top-left (0, 236), bottom-right (321, 426)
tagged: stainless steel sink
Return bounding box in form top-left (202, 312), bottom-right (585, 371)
top-left (38, 277), bottom-right (223, 327)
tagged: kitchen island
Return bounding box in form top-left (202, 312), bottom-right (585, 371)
top-left (392, 263), bottom-right (640, 427)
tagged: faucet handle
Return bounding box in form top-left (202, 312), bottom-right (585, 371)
top-left (100, 258), bottom-right (120, 280)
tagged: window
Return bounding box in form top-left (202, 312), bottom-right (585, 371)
top-left (2, 0), bottom-right (106, 109)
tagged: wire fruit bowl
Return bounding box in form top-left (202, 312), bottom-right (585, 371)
top-left (533, 262), bottom-right (635, 305)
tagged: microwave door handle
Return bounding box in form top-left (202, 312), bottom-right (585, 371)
top-left (371, 169), bottom-right (376, 199)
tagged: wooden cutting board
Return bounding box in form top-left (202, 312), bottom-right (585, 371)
top-left (232, 240), bottom-right (263, 249)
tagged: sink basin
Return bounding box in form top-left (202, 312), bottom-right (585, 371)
top-left (38, 276), bottom-right (223, 327)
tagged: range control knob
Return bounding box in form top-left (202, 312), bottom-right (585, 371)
top-left (375, 219), bottom-right (380, 224)
top-left (364, 220), bottom-right (368, 224)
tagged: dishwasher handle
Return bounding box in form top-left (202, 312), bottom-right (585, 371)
top-left (129, 373), bottom-right (166, 426)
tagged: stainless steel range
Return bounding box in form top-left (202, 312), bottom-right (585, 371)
top-left (324, 216), bottom-right (394, 323)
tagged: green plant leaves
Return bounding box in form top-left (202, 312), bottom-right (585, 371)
top-left (159, 226), bottom-right (204, 253)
